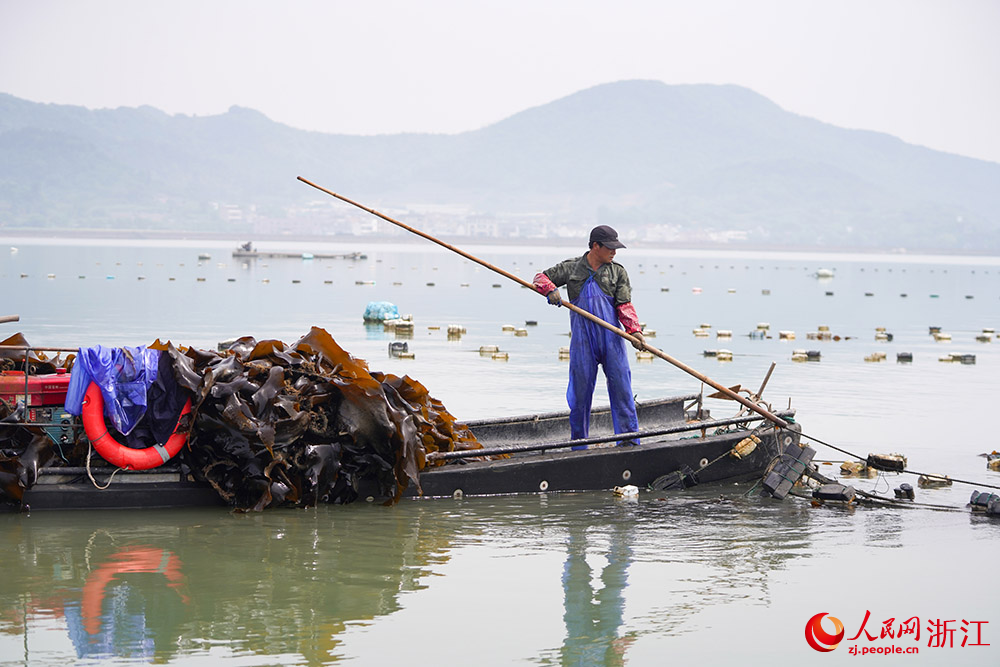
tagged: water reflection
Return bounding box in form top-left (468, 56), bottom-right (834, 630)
top-left (4, 489), bottom-right (976, 665)
top-left (527, 490), bottom-right (821, 664)
top-left (864, 509), bottom-right (905, 548)
top-left (69, 545), bottom-right (189, 658)
top-left (0, 505), bottom-right (457, 664)
top-left (560, 511), bottom-right (635, 666)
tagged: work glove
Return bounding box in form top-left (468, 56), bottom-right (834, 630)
top-left (630, 331), bottom-right (646, 351)
top-left (546, 290), bottom-right (562, 307)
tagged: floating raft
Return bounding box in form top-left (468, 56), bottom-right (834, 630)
top-left (233, 249), bottom-right (366, 260)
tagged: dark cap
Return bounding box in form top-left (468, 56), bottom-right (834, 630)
top-left (589, 225), bottom-right (625, 249)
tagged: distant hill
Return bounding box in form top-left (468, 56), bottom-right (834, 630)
top-left (1, 81), bottom-right (998, 251)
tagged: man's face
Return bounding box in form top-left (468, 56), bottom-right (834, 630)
top-left (592, 243), bottom-right (617, 264)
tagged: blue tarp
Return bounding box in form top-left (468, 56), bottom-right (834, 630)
top-left (363, 301), bottom-right (399, 322)
top-left (65, 346), bottom-right (160, 436)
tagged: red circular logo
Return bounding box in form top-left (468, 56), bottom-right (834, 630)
top-left (805, 612), bottom-right (845, 652)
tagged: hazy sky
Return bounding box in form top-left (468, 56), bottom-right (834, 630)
top-left (2, 0), bottom-right (998, 163)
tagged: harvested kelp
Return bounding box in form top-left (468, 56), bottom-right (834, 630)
top-left (0, 332), bottom-right (70, 374)
top-left (0, 327), bottom-right (485, 510)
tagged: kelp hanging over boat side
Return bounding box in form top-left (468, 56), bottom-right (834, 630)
top-left (0, 327), bottom-right (485, 510)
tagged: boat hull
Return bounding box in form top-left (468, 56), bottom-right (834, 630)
top-left (411, 420), bottom-right (796, 498)
top-left (20, 468), bottom-right (226, 511)
top-left (11, 395), bottom-right (798, 510)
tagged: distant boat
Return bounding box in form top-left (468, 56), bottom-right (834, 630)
top-left (197, 253), bottom-right (212, 260)
top-left (232, 242), bottom-right (365, 261)
top-left (815, 268), bottom-right (834, 278)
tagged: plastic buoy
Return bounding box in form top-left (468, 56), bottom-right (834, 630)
top-left (918, 474), bottom-right (952, 488)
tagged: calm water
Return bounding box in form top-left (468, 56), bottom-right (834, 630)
top-left (2, 237), bottom-right (999, 665)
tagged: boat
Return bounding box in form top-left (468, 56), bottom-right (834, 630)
top-left (5, 388), bottom-right (797, 511)
top-left (408, 396), bottom-right (796, 499)
top-left (1, 337), bottom-right (799, 512)
top-left (231, 241), bottom-right (365, 261)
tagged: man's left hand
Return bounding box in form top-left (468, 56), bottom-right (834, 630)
top-left (630, 332), bottom-right (645, 351)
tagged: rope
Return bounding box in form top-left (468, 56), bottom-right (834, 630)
top-left (792, 450), bottom-right (979, 512)
top-left (727, 387), bottom-right (1000, 493)
top-left (85, 439), bottom-right (123, 490)
top-left (799, 428), bottom-right (1000, 491)
top-left (786, 487), bottom-right (966, 513)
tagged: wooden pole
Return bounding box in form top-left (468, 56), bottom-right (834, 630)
top-left (297, 176), bottom-right (790, 428)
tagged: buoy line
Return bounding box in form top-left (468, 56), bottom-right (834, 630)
top-left (796, 428), bottom-right (1000, 492)
top-left (748, 448), bottom-right (971, 512)
top-left (786, 487), bottom-right (965, 513)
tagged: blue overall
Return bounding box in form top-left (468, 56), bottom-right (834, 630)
top-left (567, 276), bottom-right (639, 447)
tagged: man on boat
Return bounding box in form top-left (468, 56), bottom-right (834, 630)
top-left (533, 225), bottom-right (645, 448)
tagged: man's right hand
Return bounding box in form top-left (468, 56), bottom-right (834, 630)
top-left (547, 290), bottom-right (562, 306)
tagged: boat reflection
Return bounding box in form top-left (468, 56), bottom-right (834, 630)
top-left (0, 505), bottom-right (457, 664)
top-left (1, 490), bottom-right (822, 665)
top-left (67, 546), bottom-right (190, 658)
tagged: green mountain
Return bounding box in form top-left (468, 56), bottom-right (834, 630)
top-left (1, 80), bottom-right (998, 250)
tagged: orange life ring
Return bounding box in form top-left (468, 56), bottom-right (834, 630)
top-left (81, 381), bottom-right (191, 470)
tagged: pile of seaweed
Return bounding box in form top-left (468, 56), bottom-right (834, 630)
top-left (0, 327), bottom-right (485, 510)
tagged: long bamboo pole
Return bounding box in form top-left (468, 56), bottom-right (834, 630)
top-left (297, 176), bottom-right (791, 428)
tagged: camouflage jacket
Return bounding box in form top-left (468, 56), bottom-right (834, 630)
top-left (541, 253), bottom-right (632, 305)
